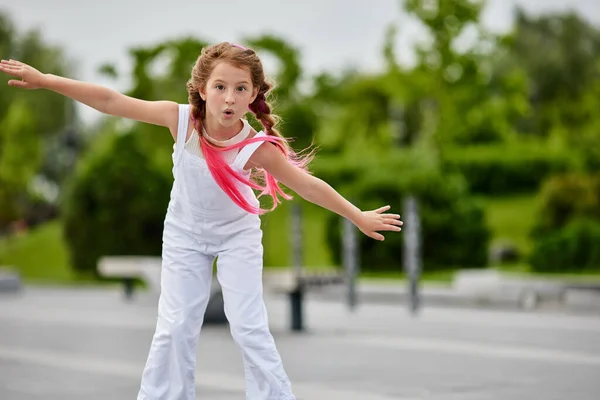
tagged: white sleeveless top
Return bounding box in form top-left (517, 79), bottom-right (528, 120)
top-left (183, 119), bottom-right (252, 164)
top-left (168, 104), bottom-right (266, 219)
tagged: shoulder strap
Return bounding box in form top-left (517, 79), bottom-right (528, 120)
top-left (174, 104), bottom-right (190, 164)
top-left (234, 131), bottom-right (268, 170)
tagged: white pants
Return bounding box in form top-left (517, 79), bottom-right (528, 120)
top-left (137, 212), bottom-right (295, 400)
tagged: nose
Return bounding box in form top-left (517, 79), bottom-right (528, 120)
top-left (225, 89), bottom-right (235, 105)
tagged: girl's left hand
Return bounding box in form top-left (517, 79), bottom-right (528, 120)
top-left (356, 205), bottom-right (403, 241)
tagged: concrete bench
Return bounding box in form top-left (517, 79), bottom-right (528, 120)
top-left (0, 266), bottom-right (22, 294)
top-left (97, 256), bottom-right (226, 324)
top-left (452, 269), bottom-right (567, 310)
top-left (263, 268), bottom-right (345, 293)
top-left (97, 256), bottom-right (162, 298)
top-left (263, 268), bottom-right (346, 331)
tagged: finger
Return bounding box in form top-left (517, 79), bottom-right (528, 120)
top-left (384, 218), bottom-right (403, 226)
top-left (380, 224), bottom-right (401, 232)
top-left (376, 219), bottom-right (402, 230)
top-left (372, 232), bottom-right (385, 241)
top-left (382, 213), bottom-right (401, 219)
top-left (0, 63), bottom-right (20, 71)
top-left (374, 205), bottom-right (391, 214)
top-left (1, 68), bottom-right (21, 77)
top-left (8, 80), bottom-right (30, 88)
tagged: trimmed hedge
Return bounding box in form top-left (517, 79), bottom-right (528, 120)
top-left (529, 173), bottom-right (600, 272)
top-left (325, 169), bottom-right (490, 272)
top-left (61, 132), bottom-right (172, 275)
top-left (530, 218), bottom-right (600, 273)
top-left (441, 143), bottom-right (576, 195)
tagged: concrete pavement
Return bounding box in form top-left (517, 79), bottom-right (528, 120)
top-left (1, 285), bottom-right (600, 399)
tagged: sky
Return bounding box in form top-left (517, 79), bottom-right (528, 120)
top-left (1, 0), bottom-right (599, 122)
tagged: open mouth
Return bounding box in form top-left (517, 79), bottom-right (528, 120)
top-left (223, 109), bottom-right (234, 116)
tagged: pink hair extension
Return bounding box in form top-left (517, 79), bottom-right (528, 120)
top-left (193, 118), bottom-right (314, 214)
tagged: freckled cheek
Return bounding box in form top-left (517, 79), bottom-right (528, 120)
top-left (237, 92), bottom-right (252, 104)
top-left (207, 93), bottom-right (224, 107)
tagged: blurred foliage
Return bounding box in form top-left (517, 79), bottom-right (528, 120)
top-left (2, 2), bottom-right (600, 275)
top-left (530, 218), bottom-right (600, 273)
top-left (0, 12), bottom-right (77, 229)
top-left (529, 173), bottom-right (600, 272)
top-left (62, 130), bottom-right (172, 275)
top-left (532, 173), bottom-right (600, 235)
top-left (500, 10), bottom-right (600, 137)
top-left (441, 142), bottom-right (576, 194)
top-left (324, 166), bottom-right (489, 272)
top-left (0, 219), bottom-right (72, 281)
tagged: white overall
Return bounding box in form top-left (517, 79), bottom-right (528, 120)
top-left (137, 104), bottom-right (295, 400)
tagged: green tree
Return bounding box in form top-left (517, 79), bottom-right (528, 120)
top-left (495, 9), bottom-right (600, 171)
top-left (307, 2), bottom-right (493, 271)
top-left (0, 12), bottom-right (74, 228)
top-left (499, 9), bottom-right (600, 137)
top-left (62, 131), bottom-right (172, 275)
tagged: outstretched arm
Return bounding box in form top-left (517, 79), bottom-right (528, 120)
top-left (0, 59), bottom-right (179, 137)
top-left (248, 143), bottom-right (403, 241)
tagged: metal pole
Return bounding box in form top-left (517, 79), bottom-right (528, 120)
top-left (289, 202), bottom-right (304, 331)
top-left (403, 196), bottom-right (422, 315)
top-left (123, 278), bottom-right (135, 301)
top-left (342, 216), bottom-right (359, 311)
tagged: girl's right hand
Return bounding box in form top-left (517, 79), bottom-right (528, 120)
top-left (0, 59), bottom-right (46, 89)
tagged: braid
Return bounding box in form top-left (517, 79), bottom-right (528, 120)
top-left (186, 80), bottom-right (205, 121)
top-left (248, 83), bottom-right (284, 142)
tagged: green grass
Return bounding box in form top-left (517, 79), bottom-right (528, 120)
top-left (479, 193), bottom-right (539, 256)
top-left (262, 200), bottom-right (334, 268)
top-left (478, 194), bottom-right (600, 281)
top-left (0, 220), bottom-right (74, 283)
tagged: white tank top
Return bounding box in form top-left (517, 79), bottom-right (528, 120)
top-left (169, 104), bottom-right (266, 218)
top-left (183, 119), bottom-right (252, 164)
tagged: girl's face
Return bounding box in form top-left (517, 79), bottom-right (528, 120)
top-left (200, 61), bottom-right (258, 128)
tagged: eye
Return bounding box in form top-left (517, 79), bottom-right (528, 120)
top-left (216, 84), bottom-right (225, 90)
top-left (236, 86), bottom-right (247, 92)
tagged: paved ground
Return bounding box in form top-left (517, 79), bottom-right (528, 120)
top-left (1, 285), bottom-right (599, 399)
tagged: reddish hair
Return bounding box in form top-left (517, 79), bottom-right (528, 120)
top-left (186, 42), bottom-right (315, 214)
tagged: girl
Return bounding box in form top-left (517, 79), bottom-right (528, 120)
top-left (0, 42), bottom-right (403, 400)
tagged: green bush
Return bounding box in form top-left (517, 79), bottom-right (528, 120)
top-left (442, 143), bottom-right (575, 195)
top-left (528, 173), bottom-right (600, 273)
top-left (530, 218), bottom-right (600, 273)
top-left (325, 170), bottom-right (490, 272)
top-left (61, 132), bottom-right (172, 275)
top-left (532, 173), bottom-right (600, 235)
